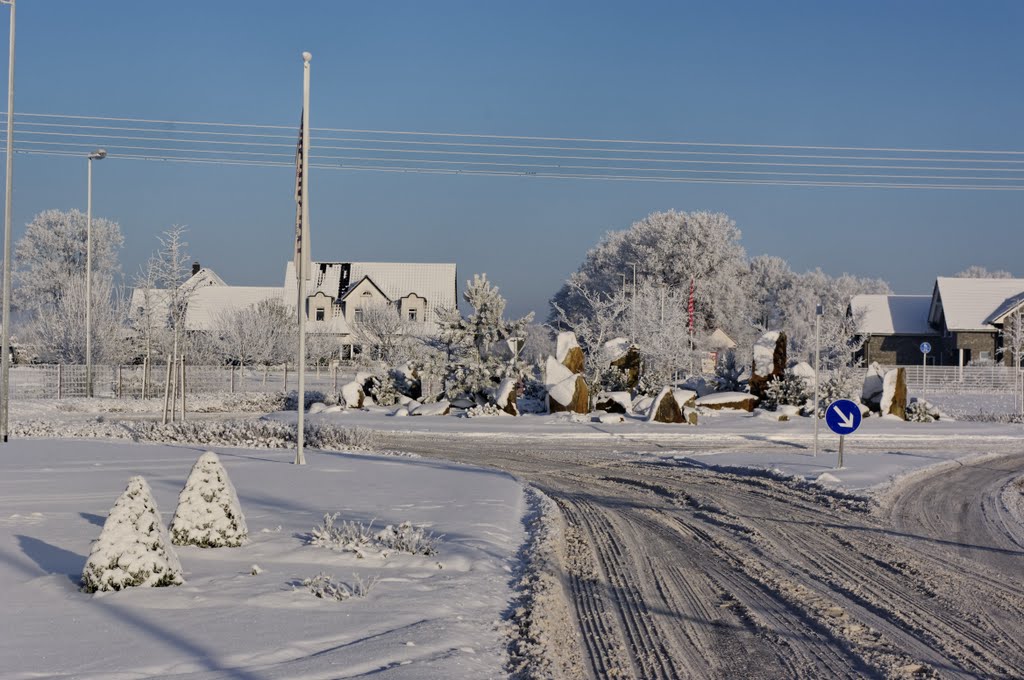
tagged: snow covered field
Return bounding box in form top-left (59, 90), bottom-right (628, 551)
top-left (0, 440), bottom-right (525, 680)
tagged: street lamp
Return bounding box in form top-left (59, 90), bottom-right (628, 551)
top-left (85, 148), bottom-right (106, 398)
top-left (813, 302), bottom-right (823, 457)
top-left (0, 0), bottom-right (15, 442)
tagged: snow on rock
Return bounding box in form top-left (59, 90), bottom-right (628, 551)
top-left (409, 400), bottom-right (451, 416)
top-left (672, 389), bottom-right (697, 408)
top-left (632, 395), bottom-right (655, 416)
top-left (595, 391), bottom-right (632, 414)
top-left (548, 375), bottom-right (580, 408)
top-left (493, 377), bottom-right (519, 416)
top-left (789, 361), bottom-right (815, 379)
top-left (544, 355), bottom-right (574, 387)
top-left (601, 337), bottom-right (631, 363)
top-left (81, 475), bottom-right (183, 593)
top-left (390, 406), bottom-right (410, 417)
top-left (595, 412), bottom-right (624, 424)
top-left (880, 368), bottom-right (908, 420)
top-left (695, 391), bottom-right (759, 412)
top-left (341, 381), bottom-right (365, 409)
top-left (862, 362), bottom-right (886, 410)
top-left (170, 451), bottom-right (248, 548)
top-left (555, 331), bottom-right (583, 373)
top-left (308, 402), bottom-right (327, 414)
top-left (753, 331), bottom-right (782, 377)
top-left (647, 387), bottom-right (696, 424)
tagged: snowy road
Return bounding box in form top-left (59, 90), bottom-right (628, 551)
top-left (375, 431), bottom-right (1024, 679)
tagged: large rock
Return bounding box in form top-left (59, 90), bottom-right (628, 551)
top-left (881, 368), bottom-right (907, 420)
top-left (604, 337), bottom-right (642, 390)
top-left (862, 362), bottom-right (886, 411)
top-left (340, 381), bottom-right (365, 409)
top-left (548, 374), bottom-right (589, 414)
top-left (647, 387), bottom-right (698, 424)
top-left (556, 331), bottom-right (585, 374)
top-left (595, 391), bottom-right (632, 414)
top-left (409, 400), bottom-right (451, 416)
top-left (493, 377), bottom-right (519, 416)
top-left (545, 355), bottom-right (574, 387)
top-left (749, 331), bottom-right (787, 399)
top-left (695, 392), bottom-right (759, 412)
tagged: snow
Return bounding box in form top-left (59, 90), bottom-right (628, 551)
top-left (544, 355), bottom-right (574, 386)
top-left (695, 391), bottom-right (756, 406)
top-left (548, 375), bottom-right (579, 407)
top-left (555, 331), bottom-right (580, 365)
top-left (596, 391), bottom-right (633, 412)
top-left (601, 337), bottom-right (631, 362)
top-left (862, 362), bottom-right (886, 403)
top-left (340, 380), bottom-right (364, 408)
top-left (850, 294), bottom-right (937, 336)
top-left (880, 368), bottom-right (899, 415)
top-left (409, 400), bottom-right (450, 416)
top-left (493, 377), bottom-right (517, 410)
top-left (789, 361), bottom-right (815, 379)
top-left (0, 440), bottom-right (525, 679)
top-left (933, 276), bottom-right (1024, 331)
top-left (672, 388), bottom-right (697, 407)
top-left (753, 331), bottom-right (780, 376)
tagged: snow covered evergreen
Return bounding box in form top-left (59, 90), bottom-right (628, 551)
top-left (80, 475), bottom-right (183, 593)
top-left (170, 451), bottom-right (248, 548)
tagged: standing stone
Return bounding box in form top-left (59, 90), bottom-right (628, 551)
top-left (881, 368), bottom-right (908, 420)
top-left (750, 331), bottom-right (787, 399)
top-left (556, 331), bottom-right (585, 374)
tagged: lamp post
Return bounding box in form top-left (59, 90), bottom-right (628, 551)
top-left (85, 148), bottom-right (106, 398)
top-left (813, 302), bottom-right (823, 457)
top-left (0, 0), bottom-right (15, 442)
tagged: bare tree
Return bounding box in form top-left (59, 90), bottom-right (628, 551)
top-left (551, 276), bottom-right (629, 390)
top-left (351, 303), bottom-right (416, 366)
top-left (26, 274), bottom-right (130, 364)
top-left (213, 298), bottom-right (295, 366)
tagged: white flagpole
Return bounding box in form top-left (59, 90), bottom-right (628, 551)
top-left (0, 0), bottom-right (15, 442)
top-left (295, 51), bottom-right (311, 466)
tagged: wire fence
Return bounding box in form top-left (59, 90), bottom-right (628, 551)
top-left (8, 364), bottom-right (356, 400)
top-left (894, 364), bottom-right (1022, 394)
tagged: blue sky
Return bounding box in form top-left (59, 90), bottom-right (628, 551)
top-left (3, 1), bottom-right (1023, 317)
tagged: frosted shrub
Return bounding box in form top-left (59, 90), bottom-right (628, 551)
top-left (81, 476), bottom-right (183, 593)
top-left (813, 368), bottom-right (863, 418)
top-left (170, 451), bottom-right (248, 548)
top-left (375, 521), bottom-right (440, 556)
top-left (906, 399), bottom-right (941, 423)
top-left (466, 403), bottom-right (505, 418)
top-left (713, 349), bottom-right (746, 392)
top-left (309, 513), bottom-right (376, 554)
top-left (761, 371), bottom-right (810, 412)
top-left (364, 374), bottom-right (400, 407)
top-left (302, 571), bottom-right (378, 601)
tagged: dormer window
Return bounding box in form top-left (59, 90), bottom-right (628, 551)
top-left (408, 309), bottom-right (417, 322)
top-left (354, 308), bottom-right (364, 322)
top-left (315, 308), bottom-right (325, 321)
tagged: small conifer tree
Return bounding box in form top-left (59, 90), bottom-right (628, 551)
top-left (170, 451), bottom-right (248, 548)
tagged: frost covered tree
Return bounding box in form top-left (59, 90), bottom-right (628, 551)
top-left (748, 255), bottom-right (796, 331)
top-left (550, 210), bottom-right (751, 341)
top-left (955, 265), bottom-right (1015, 279)
top-left (14, 208), bottom-right (123, 313)
top-left (213, 298), bottom-right (295, 366)
top-left (550, 276), bottom-right (629, 390)
top-left (170, 452), bottom-right (248, 548)
top-left (433, 274), bottom-right (534, 401)
top-left (81, 476), bottom-right (183, 593)
top-left (351, 303), bottom-right (416, 365)
top-left (25, 273), bottom-right (130, 364)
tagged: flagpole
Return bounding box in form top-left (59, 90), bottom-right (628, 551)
top-left (295, 51), bottom-right (311, 466)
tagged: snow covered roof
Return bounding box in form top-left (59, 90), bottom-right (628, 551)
top-left (930, 277), bottom-right (1024, 331)
top-left (707, 328), bottom-right (737, 349)
top-left (850, 295), bottom-right (937, 336)
top-left (184, 286), bottom-right (284, 331)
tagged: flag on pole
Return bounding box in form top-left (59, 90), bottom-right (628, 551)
top-left (293, 111), bottom-right (310, 283)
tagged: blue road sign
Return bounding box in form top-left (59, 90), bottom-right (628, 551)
top-left (825, 399), bottom-right (862, 435)
top-left (920, 341), bottom-right (932, 354)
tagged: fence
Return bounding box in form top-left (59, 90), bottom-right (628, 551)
top-left (894, 364), bottom-right (1023, 394)
top-left (8, 364), bottom-right (356, 400)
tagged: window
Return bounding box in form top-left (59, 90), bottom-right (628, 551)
top-left (362, 290), bottom-right (372, 298)
top-left (354, 308), bottom-right (363, 322)
top-left (408, 308), bottom-right (418, 322)
top-left (315, 308), bottom-right (325, 321)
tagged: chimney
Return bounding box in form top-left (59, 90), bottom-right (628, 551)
top-left (192, 261), bottom-right (201, 276)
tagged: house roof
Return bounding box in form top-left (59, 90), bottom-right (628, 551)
top-left (850, 294), bottom-right (937, 336)
top-left (931, 277), bottom-right (1024, 331)
top-left (340, 275), bottom-right (390, 302)
top-left (184, 286), bottom-right (284, 331)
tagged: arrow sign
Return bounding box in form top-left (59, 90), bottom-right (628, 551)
top-left (825, 398), bottom-right (862, 435)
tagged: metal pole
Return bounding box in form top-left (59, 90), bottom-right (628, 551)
top-left (179, 354), bottom-right (185, 422)
top-left (57, 363), bottom-right (62, 400)
top-left (836, 435), bottom-right (844, 469)
top-left (0, 0), bottom-right (13, 441)
top-left (922, 351), bottom-right (927, 391)
top-left (813, 305), bottom-right (821, 457)
top-left (86, 156), bottom-right (92, 398)
top-left (294, 51), bottom-right (311, 465)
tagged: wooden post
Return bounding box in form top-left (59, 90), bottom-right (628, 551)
top-left (117, 365), bottom-right (123, 399)
top-left (141, 356), bottom-right (148, 399)
top-left (283, 364), bottom-right (288, 391)
top-left (168, 357), bottom-right (178, 423)
top-left (230, 365), bottom-right (236, 393)
top-left (333, 365), bottom-right (338, 391)
top-left (179, 354), bottom-right (186, 422)
top-left (57, 363), bottom-right (62, 400)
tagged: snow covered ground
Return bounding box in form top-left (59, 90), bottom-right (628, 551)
top-left (0, 440), bottom-right (525, 680)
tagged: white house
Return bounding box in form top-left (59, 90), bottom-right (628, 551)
top-left (132, 259), bottom-right (457, 360)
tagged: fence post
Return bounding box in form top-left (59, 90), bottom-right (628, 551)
top-left (180, 355), bottom-right (186, 422)
top-left (283, 364), bottom-right (288, 391)
top-left (57, 364), bottom-right (62, 400)
top-left (230, 366), bottom-right (235, 393)
top-left (333, 365), bottom-right (338, 391)
top-left (116, 365), bottom-right (122, 399)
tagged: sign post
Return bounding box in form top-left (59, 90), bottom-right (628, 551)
top-left (920, 342), bottom-right (931, 390)
top-left (825, 398), bottom-right (862, 469)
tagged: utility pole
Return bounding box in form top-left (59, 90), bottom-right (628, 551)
top-left (294, 51), bottom-right (312, 466)
top-left (813, 303), bottom-right (822, 457)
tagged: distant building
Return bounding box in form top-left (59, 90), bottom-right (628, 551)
top-left (131, 259), bottom-right (457, 360)
top-left (851, 277), bottom-right (1024, 366)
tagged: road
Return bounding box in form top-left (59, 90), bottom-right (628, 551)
top-left (375, 432), bottom-right (1024, 679)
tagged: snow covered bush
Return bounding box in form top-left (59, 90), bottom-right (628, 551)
top-left (906, 399), bottom-right (941, 423)
top-left (375, 521), bottom-right (440, 556)
top-left (301, 571), bottom-right (378, 601)
top-left (81, 476), bottom-right (183, 593)
top-left (713, 349), bottom-right (746, 392)
top-left (517, 373), bottom-right (548, 414)
top-left (363, 374), bottom-right (400, 407)
top-left (466, 403), bottom-right (505, 417)
top-left (814, 368), bottom-right (863, 418)
top-left (761, 371), bottom-right (810, 412)
top-left (309, 514), bottom-right (439, 557)
top-left (170, 452), bottom-right (248, 548)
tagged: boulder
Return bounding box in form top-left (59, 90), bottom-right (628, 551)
top-left (609, 344), bottom-right (642, 390)
top-left (545, 355), bottom-right (574, 387)
top-left (556, 331), bottom-right (585, 374)
top-left (548, 374), bottom-right (589, 414)
top-left (647, 387), bottom-right (696, 424)
top-left (672, 388), bottom-right (697, 408)
top-left (594, 412), bottom-right (625, 424)
top-left (695, 391), bottom-right (759, 412)
top-left (409, 400), bottom-right (451, 416)
top-left (862, 362), bottom-right (886, 411)
top-left (595, 391), bottom-right (632, 414)
top-left (632, 395), bottom-right (654, 417)
top-left (749, 331), bottom-right (787, 399)
top-left (880, 368), bottom-right (907, 420)
top-left (340, 381), bottom-right (364, 409)
top-left (493, 377), bottom-right (519, 416)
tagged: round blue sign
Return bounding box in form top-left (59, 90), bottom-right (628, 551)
top-left (920, 342), bottom-right (932, 354)
top-left (825, 399), bottom-right (862, 435)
